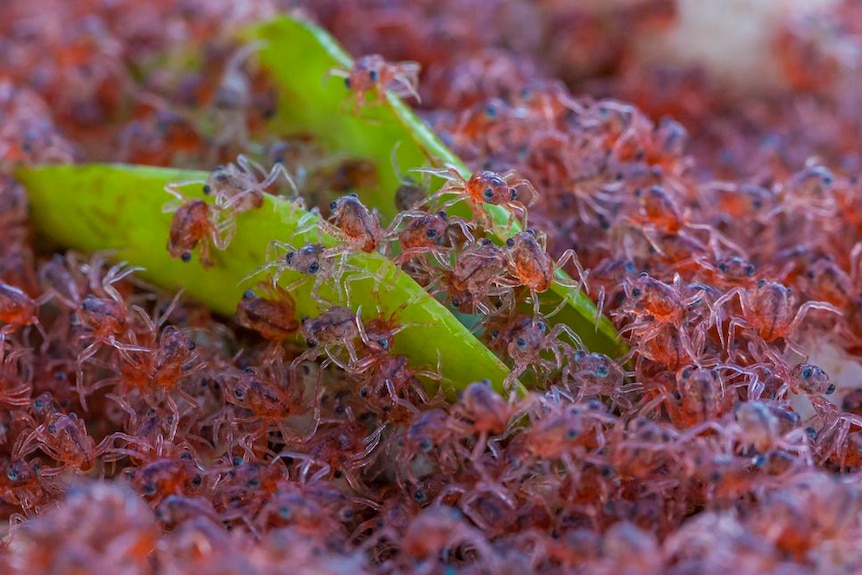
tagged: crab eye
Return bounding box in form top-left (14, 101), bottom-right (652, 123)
top-left (419, 438), bottom-right (433, 452)
top-left (7, 469), bottom-right (18, 482)
top-left (426, 228), bottom-right (437, 238)
top-left (202, 184), bottom-right (212, 195)
top-left (483, 188), bottom-right (494, 201)
top-left (566, 428), bottom-right (579, 440)
top-left (181, 252), bottom-right (192, 263)
top-left (344, 77), bottom-right (351, 89)
top-left (510, 188), bottom-right (518, 201)
top-left (516, 338), bottom-right (528, 350)
top-left (596, 366), bottom-right (609, 377)
top-left (631, 288), bottom-right (642, 298)
top-left (369, 69), bottom-right (379, 81)
top-left (285, 252), bottom-right (295, 264)
top-left (801, 367), bottom-right (813, 379)
top-left (490, 329), bottom-right (500, 339)
top-left (485, 105), bottom-right (497, 118)
top-left (243, 289), bottom-right (255, 299)
top-left (329, 200), bottom-right (338, 211)
top-left (377, 338), bottom-right (389, 350)
top-left (234, 388), bottom-right (245, 399)
top-left (308, 262), bottom-right (320, 273)
top-left (506, 238), bottom-right (515, 248)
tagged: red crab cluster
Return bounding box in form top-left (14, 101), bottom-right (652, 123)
top-left (3, 0), bottom-right (862, 574)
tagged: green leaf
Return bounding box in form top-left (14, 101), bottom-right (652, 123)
top-left (15, 163), bottom-right (516, 395)
top-left (241, 15), bottom-right (623, 357)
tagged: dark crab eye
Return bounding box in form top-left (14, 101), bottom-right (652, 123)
top-left (506, 238), bottom-right (515, 248)
top-left (308, 262), bottom-right (320, 273)
top-left (426, 228), bottom-right (437, 238)
top-left (483, 188), bottom-right (494, 201)
top-left (510, 188), bottom-right (518, 201)
top-left (516, 338), bottom-right (528, 350)
top-left (344, 77), bottom-right (351, 89)
top-left (596, 366), bottom-right (609, 377)
top-left (369, 69), bottom-right (379, 81)
top-left (285, 252), bottom-right (295, 264)
top-left (330, 200), bottom-right (338, 210)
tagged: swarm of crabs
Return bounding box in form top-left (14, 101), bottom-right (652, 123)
top-left (4, 1), bottom-right (862, 574)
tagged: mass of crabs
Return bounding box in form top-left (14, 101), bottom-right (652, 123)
top-left (3, 1), bottom-right (862, 574)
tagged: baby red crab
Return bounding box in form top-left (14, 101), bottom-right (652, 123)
top-left (323, 192), bottom-right (385, 254)
top-left (0, 281), bottom-right (46, 361)
top-left (328, 54), bottom-right (421, 113)
top-left (500, 229), bottom-right (588, 317)
top-left (449, 380), bottom-right (524, 461)
top-left (390, 210), bottom-right (475, 268)
top-left (434, 238), bottom-right (510, 315)
top-left (198, 155), bottom-right (299, 213)
top-left (292, 306), bottom-right (363, 372)
top-left (235, 283), bottom-right (299, 343)
top-left (163, 191), bottom-right (230, 268)
top-left (615, 272), bottom-right (707, 363)
top-left (222, 365), bottom-right (310, 451)
top-left (502, 314), bottom-right (583, 389)
top-left (414, 166), bottom-right (538, 230)
top-left (714, 279), bottom-right (842, 358)
top-left (72, 261), bottom-right (151, 410)
top-left (15, 410), bottom-right (96, 473)
top-left (106, 322), bottom-right (203, 437)
top-left (245, 236), bottom-right (375, 306)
